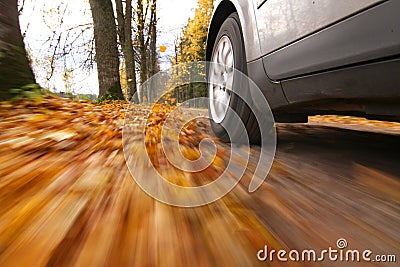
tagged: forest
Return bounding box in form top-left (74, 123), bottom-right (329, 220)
top-left (0, 0), bottom-right (213, 102)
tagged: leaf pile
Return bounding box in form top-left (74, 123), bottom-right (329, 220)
top-left (1, 97), bottom-right (127, 156)
top-left (0, 96), bottom-right (273, 267)
top-left (310, 115), bottom-right (400, 134)
top-left (0, 96), bottom-right (132, 266)
top-left (124, 102), bottom-right (229, 187)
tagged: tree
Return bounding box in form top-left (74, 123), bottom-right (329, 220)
top-left (136, 0), bottom-right (158, 102)
top-left (171, 0), bottom-right (213, 103)
top-left (176, 0), bottom-right (213, 63)
top-left (88, 0), bottom-right (123, 99)
top-left (148, 0), bottom-right (158, 102)
top-left (115, 0), bottom-right (137, 101)
top-left (137, 0), bottom-right (147, 94)
top-left (36, 2), bottom-right (94, 93)
top-left (0, 0), bottom-right (36, 100)
top-left (148, 0), bottom-right (158, 78)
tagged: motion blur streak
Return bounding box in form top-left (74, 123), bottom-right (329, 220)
top-left (0, 96), bottom-right (398, 266)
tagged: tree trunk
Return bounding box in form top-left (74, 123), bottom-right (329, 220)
top-left (149, 0), bottom-right (157, 102)
top-left (0, 0), bottom-right (36, 100)
top-left (89, 0), bottom-right (123, 99)
top-left (122, 0), bottom-right (138, 102)
top-left (137, 0), bottom-right (147, 102)
top-left (149, 0), bottom-right (157, 77)
top-left (115, 0), bottom-right (138, 102)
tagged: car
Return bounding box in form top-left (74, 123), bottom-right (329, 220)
top-left (206, 0), bottom-right (400, 143)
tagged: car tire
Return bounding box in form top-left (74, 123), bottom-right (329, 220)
top-left (208, 12), bottom-right (260, 144)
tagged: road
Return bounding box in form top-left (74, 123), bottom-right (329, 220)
top-left (0, 99), bottom-right (398, 266)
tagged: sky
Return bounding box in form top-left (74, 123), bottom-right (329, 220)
top-left (19, 0), bottom-right (198, 95)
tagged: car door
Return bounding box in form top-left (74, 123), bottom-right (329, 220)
top-left (253, 0), bottom-right (384, 80)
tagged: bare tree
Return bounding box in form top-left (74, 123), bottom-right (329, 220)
top-left (0, 0), bottom-right (36, 100)
top-left (41, 3), bottom-right (94, 81)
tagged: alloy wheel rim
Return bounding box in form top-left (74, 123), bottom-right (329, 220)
top-left (209, 35), bottom-right (234, 124)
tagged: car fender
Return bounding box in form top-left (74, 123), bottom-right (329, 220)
top-left (208, 0), bottom-right (262, 62)
top-left (207, 1), bottom-right (288, 111)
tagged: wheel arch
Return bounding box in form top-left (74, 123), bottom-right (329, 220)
top-left (206, 0), bottom-right (261, 63)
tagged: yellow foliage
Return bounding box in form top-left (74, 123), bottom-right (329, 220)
top-left (175, 0), bottom-right (213, 64)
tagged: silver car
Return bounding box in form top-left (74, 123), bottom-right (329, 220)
top-left (207, 0), bottom-right (400, 143)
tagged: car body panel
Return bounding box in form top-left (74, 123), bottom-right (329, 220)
top-left (263, 0), bottom-right (400, 80)
top-left (247, 58), bottom-right (288, 110)
top-left (280, 58), bottom-right (400, 122)
top-left (282, 58), bottom-right (400, 104)
top-left (253, 0), bottom-right (384, 56)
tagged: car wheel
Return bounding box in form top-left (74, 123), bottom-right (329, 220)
top-left (208, 12), bottom-right (260, 144)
